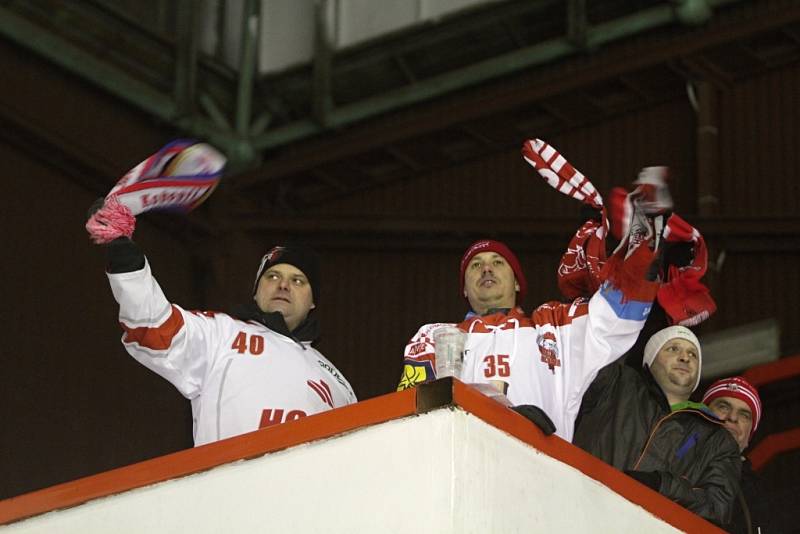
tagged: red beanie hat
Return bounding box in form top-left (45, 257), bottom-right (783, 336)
top-left (702, 376), bottom-right (762, 439)
top-left (459, 240), bottom-right (527, 304)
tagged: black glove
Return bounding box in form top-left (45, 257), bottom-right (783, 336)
top-left (105, 239), bottom-right (145, 273)
top-left (624, 470), bottom-right (661, 491)
top-left (663, 240), bottom-right (693, 269)
top-left (511, 405), bottom-right (556, 436)
top-left (579, 204), bottom-right (603, 225)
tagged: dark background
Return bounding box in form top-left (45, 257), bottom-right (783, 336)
top-left (2, 1), bottom-right (800, 530)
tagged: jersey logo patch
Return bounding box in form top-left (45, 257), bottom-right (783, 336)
top-left (308, 379), bottom-right (334, 408)
top-left (407, 342), bottom-right (429, 357)
top-left (397, 360), bottom-right (433, 391)
top-left (537, 331), bottom-right (561, 373)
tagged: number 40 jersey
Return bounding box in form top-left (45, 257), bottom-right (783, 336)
top-left (108, 260), bottom-right (356, 446)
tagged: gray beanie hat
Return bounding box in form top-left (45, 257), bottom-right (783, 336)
top-left (643, 326), bottom-right (702, 392)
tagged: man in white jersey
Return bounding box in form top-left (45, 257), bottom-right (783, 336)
top-left (398, 235), bottom-right (660, 441)
top-left (97, 231), bottom-right (356, 447)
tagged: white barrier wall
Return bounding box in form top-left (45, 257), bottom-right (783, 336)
top-left (2, 407), bottom-right (681, 534)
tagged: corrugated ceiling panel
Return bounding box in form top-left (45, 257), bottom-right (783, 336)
top-left (547, 99), bottom-right (696, 212)
top-left (311, 98), bottom-right (695, 218)
top-left (719, 62), bottom-right (800, 217)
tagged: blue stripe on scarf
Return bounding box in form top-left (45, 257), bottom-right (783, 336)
top-left (599, 282), bottom-right (652, 321)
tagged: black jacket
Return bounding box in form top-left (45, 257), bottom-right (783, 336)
top-left (728, 458), bottom-right (772, 534)
top-left (573, 361), bottom-right (741, 527)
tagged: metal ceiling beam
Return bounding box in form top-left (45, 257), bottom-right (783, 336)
top-left (249, 0), bottom-right (745, 153)
top-left (0, 4), bottom-right (255, 168)
top-left (0, 6), bottom-right (177, 120)
top-left (694, 81), bottom-right (721, 216)
top-left (0, 0), bottom-right (766, 179)
top-left (238, 0), bottom-right (798, 188)
top-left (333, 0), bottom-right (561, 76)
top-left (567, 0), bottom-right (588, 48)
top-left (214, 0), bottom-right (229, 60)
top-left (235, 0), bottom-right (259, 136)
top-left (0, 4), bottom-right (249, 164)
top-left (312, 0), bottom-right (334, 126)
top-left (174, 0), bottom-right (199, 116)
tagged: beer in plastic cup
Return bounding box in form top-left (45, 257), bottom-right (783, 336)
top-left (433, 326), bottom-right (466, 378)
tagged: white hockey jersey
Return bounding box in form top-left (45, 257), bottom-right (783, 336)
top-left (108, 261), bottom-right (357, 446)
top-left (398, 281), bottom-right (654, 442)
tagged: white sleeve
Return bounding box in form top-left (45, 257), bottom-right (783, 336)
top-left (569, 281), bottom-right (656, 422)
top-left (532, 277), bottom-right (656, 437)
top-left (585, 281), bottom-right (653, 362)
top-left (397, 322), bottom-right (453, 390)
top-left (107, 260), bottom-right (221, 399)
top-left (568, 240), bottom-right (660, 398)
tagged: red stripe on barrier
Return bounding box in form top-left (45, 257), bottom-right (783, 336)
top-left (742, 354), bottom-right (800, 388)
top-left (748, 427), bottom-right (800, 473)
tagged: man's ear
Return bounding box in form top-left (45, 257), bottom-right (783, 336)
top-left (515, 281), bottom-right (520, 292)
top-left (310, 302), bottom-right (316, 310)
top-left (463, 290), bottom-right (468, 298)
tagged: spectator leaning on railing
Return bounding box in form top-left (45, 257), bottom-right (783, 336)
top-left (573, 326), bottom-right (741, 527)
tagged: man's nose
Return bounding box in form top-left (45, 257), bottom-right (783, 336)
top-left (277, 277), bottom-right (290, 290)
top-left (482, 263), bottom-right (493, 274)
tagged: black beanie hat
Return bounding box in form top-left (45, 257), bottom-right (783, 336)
top-left (252, 245), bottom-right (320, 302)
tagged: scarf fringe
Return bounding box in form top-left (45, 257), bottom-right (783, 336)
top-left (85, 195), bottom-right (136, 244)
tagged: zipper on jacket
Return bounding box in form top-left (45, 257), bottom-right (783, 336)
top-left (633, 409), bottom-right (724, 470)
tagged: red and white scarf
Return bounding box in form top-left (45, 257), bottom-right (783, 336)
top-left (86, 140), bottom-right (225, 243)
top-left (522, 139), bottom-right (608, 299)
top-left (522, 138), bottom-right (714, 325)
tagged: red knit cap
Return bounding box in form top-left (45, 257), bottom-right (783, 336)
top-left (702, 376), bottom-right (762, 439)
top-left (459, 240), bottom-right (527, 304)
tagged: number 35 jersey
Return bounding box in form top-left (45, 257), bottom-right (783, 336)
top-left (398, 281), bottom-right (653, 442)
top-left (108, 261), bottom-right (357, 446)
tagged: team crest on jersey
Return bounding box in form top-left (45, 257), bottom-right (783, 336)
top-left (397, 360), bottom-right (433, 391)
top-left (537, 331), bottom-right (561, 373)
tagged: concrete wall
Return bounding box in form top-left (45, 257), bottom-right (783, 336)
top-left (1, 409), bottom-right (681, 534)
